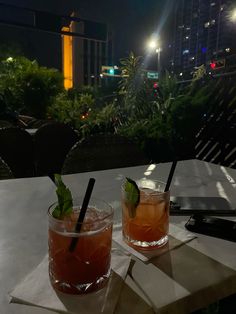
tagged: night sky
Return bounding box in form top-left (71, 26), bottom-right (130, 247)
top-left (0, 0), bottom-right (174, 66)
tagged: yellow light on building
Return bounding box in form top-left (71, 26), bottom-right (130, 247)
top-left (62, 26), bottom-right (73, 89)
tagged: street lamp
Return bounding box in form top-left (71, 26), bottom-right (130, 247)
top-left (148, 40), bottom-right (158, 50)
top-left (147, 38), bottom-right (162, 79)
top-left (231, 8), bottom-right (236, 21)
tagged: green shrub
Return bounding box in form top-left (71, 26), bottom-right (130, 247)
top-left (48, 92), bottom-right (95, 129)
top-left (0, 56), bottom-right (63, 118)
top-left (95, 102), bottom-right (120, 133)
top-left (118, 114), bottom-right (173, 162)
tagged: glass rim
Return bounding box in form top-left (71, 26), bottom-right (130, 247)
top-left (48, 197), bottom-right (114, 224)
top-left (121, 178), bottom-right (170, 196)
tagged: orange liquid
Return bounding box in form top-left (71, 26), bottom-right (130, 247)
top-left (48, 210), bottom-right (112, 294)
top-left (122, 189), bottom-right (169, 249)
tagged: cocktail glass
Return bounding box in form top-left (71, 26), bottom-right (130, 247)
top-left (122, 179), bottom-right (170, 250)
top-left (48, 197), bottom-right (114, 294)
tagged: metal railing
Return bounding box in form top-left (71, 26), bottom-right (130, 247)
top-left (194, 75), bottom-right (236, 168)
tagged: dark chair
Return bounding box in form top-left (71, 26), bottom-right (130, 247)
top-left (34, 122), bottom-right (79, 178)
top-left (62, 133), bottom-right (150, 174)
top-left (0, 156), bottom-right (14, 180)
top-left (0, 120), bottom-right (13, 128)
top-left (0, 127), bottom-right (35, 178)
top-left (27, 119), bottom-right (53, 129)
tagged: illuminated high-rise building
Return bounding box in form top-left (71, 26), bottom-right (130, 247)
top-left (171, 0), bottom-right (236, 76)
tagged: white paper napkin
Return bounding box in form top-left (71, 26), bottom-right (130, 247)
top-left (10, 247), bottom-right (131, 314)
top-left (113, 223), bottom-right (197, 262)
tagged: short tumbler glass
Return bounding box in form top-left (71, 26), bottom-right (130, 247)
top-left (48, 197), bottom-right (114, 295)
top-left (122, 179), bottom-right (170, 250)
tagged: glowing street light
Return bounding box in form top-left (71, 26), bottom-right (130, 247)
top-left (231, 8), bottom-right (236, 21)
top-left (148, 40), bottom-right (158, 50)
top-left (147, 37), bottom-right (162, 78)
top-left (147, 38), bottom-right (161, 52)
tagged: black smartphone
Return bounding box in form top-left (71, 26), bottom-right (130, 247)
top-left (185, 214), bottom-right (236, 242)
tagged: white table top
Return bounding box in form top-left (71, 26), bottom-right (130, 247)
top-left (63, 159), bottom-right (236, 220)
top-left (1, 159), bottom-right (236, 314)
top-left (25, 128), bottom-right (38, 135)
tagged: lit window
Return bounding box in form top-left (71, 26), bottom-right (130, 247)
top-left (178, 25), bottom-right (184, 29)
top-left (185, 36), bottom-right (189, 40)
top-left (210, 2), bottom-right (216, 6)
top-left (183, 49), bottom-right (189, 55)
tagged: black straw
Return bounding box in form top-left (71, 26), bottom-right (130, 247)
top-left (164, 160), bottom-right (177, 192)
top-left (69, 178), bottom-right (96, 252)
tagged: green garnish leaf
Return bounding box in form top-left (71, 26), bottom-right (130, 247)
top-left (124, 177), bottom-right (140, 218)
top-left (52, 174), bottom-right (73, 219)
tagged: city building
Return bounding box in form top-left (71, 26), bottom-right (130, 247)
top-left (62, 13), bottom-right (113, 88)
top-left (171, 0), bottom-right (236, 77)
top-left (0, 3), bottom-right (113, 89)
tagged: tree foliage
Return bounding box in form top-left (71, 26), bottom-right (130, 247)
top-left (0, 50), bottom-right (218, 163)
top-left (118, 52), bottom-right (155, 120)
top-left (117, 53), bottom-right (213, 161)
top-left (0, 56), bottom-right (63, 118)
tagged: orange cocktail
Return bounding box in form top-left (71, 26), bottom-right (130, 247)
top-left (122, 179), bottom-right (170, 250)
top-left (48, 198), bottom-right (113, 294)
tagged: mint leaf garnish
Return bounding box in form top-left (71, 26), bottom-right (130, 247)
top-left (124, 177), bottom-right (140, 218)
top-left (52, 174), bottom-right (73, 219)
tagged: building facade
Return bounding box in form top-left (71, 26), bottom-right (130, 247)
top-left (62, 14), bottom-right (113, 88)
top-left (171, 0), bottom-right (236, 77)
top-left (0, 4), bottom-right (113, 88)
